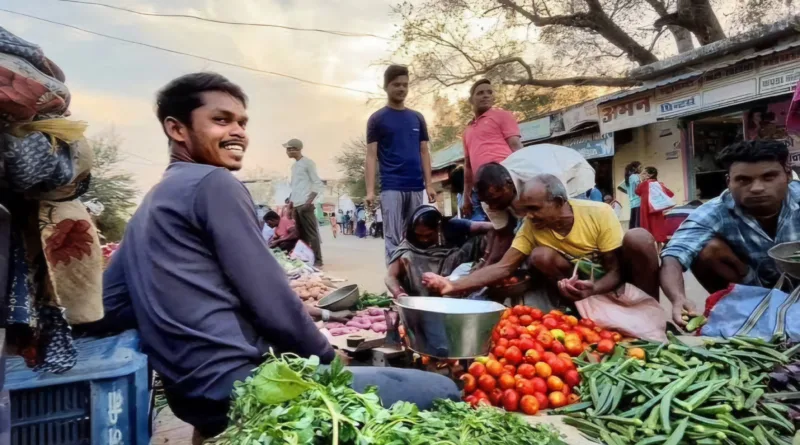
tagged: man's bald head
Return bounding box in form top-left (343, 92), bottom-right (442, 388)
top-left (515, 174), bottom-right (569, 228)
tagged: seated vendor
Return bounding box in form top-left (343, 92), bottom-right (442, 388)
top-left (269, 211), bottom-right (299, 251)
top-left (385, 205), bottom-right (492, 297)
top-left (474, 145), bottom-right (596, 263)
top-left (422, 174), bottom-right (660, 301)
top-left (103, 73), bottom-right (458, 444)
top-left (660, 140), bottom-right (800, 326)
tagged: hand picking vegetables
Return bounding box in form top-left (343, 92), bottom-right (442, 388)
top-left (207, 352), bottom-right (566, 445)
top-left (560, 333), bottom-right (798, 445)
top-left (461, 306), bottom-right (621, 415)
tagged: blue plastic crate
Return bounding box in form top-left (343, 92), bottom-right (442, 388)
top-left (5, 330), bottom-right (150, 445)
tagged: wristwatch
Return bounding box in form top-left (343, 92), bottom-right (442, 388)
top-left (321, 309), bottom-right (331, 321)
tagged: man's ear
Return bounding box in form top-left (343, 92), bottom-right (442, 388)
top-left (725, 173), bottom-right (730, 188)
top-left (164, 117), bottom-right (188, 143)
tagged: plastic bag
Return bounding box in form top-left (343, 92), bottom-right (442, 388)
top-left (648, 181), bottom-right (676, 213)
top-left (575, 283), bottom-right (667, 342)
top-left (291, 240), bottom-right (315, 265)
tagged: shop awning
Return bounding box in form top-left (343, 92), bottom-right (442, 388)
top-left (597, 72), bottom-right (701, 105)
top-left (431, 141), bottom-right (464, 170)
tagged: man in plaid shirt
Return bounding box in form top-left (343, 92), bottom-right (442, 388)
top-left (661, 140), bottom-right (799, 326)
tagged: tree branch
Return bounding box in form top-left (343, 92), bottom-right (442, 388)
top-left (429, 56), bottom-right (641, 88)
top-left (494, 0), bottom-right (658, 65)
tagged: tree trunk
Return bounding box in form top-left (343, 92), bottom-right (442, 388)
top-left (644, 0), bottom-right (696, 53)
top-left (669, 25), bottom-right (695, 53)
top-left (655, 0), bottom-right (726, 45)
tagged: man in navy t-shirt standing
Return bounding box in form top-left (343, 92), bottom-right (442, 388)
top-left (366, 65), bottom-right (436, 262)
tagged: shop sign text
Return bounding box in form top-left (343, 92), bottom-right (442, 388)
top-left (599, 96), bottom-right (655, 133)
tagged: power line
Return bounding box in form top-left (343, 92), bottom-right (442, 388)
top-left (0, 8), bottom-right (379, 96)
top-left (57, 0), bottom-right (391, 40)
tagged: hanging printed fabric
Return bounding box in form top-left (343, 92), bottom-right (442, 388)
top-left (648, 181), bottom-right (676, 213)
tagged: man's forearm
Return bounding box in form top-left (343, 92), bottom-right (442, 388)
top-left (450, 263), bottom-right (512, 294)
top-left (660, 257), bottom-right (688, 305)
top-left (592, 268), bottom-right (621, 295)
top-left (421, 147), bottom-right (433, 187)
top-left (463, 167), bottom-right (474, 200)
top-left (305, 192), bottom-right (318, 205)
top-left (366, 144), bottom-right (378, 196)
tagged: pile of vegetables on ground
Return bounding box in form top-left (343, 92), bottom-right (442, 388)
top-left (207, 353), bottom-right (566, 445)
top-left (559, 333), bottom-right (799, 445)
top-left (326, 308), bottom-right (388, 336)
top-left (460, 306), bottom-right (622, 415)
top-left (290, 274), bottom-right (336, 303)
top-left (353, 291), bottom-right (393, 310)
top-left (271, 248), bottom-right (308, 274)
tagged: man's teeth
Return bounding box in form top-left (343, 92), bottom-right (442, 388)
top-left (222, 144), bottom-right (244, 152)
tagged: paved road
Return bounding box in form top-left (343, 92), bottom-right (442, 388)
top-left (318, 227), bottom-right (711, 314)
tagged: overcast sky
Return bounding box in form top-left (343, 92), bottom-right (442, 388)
top-left (2, 0), bottom-right (403, 194)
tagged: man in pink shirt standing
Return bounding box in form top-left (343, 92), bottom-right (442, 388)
top-left (462, 79), bottom-right (523, 221)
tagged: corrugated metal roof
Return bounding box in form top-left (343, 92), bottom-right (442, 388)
top-left (431, 141), bottom-right (464, 169)
top-left (597, 72), bottom-right (701, 104)
top-left (597, 40), bottom-right (800, 106)
top-left (701, 39), bottom-right (800, 72)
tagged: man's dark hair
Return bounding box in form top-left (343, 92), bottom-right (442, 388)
top-left (716, 140), bottom-right (789, 171)
top-left (644, 166), bottom-right (658, 180)
top-left (384, 65), bottom-right (409, 87)
top-left (450, 166), bottom-right (465, 194)
top-left (475, 162), bottom-right (512, 196)
top-left (155, 72), bottom-right (247, 130)
top-left (470, 79), bottom-right (491, 97)
top-left (263, 211), bottom-right (280, 222)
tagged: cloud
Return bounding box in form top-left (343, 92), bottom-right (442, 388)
top-left (2, 0), bottom-right (404, 194)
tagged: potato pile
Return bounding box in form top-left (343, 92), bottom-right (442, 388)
top-left (290, 275), bottom-right (335, 302)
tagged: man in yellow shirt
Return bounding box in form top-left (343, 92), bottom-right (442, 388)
top-left (422, 174), bottom-right (660, 300)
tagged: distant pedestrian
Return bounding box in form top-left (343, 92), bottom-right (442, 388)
top-left (285, 138), bottom-right (324, 267)
top-left (356, 207), bottom-right (367, 238)
top-left (366, 65), bottom-right (436, 263)
top-left (624, 161), bottom-right (643, 229)
top-left (636, 166), bottom-right (675, 245)
top-left (375, 207), bottom-right (384, 239)
top-left (329, 213), bottom-right (338, 238)
top-left (461, 79), bottom-right (522, 222)
top-left (344, 211), bottom-right (352, 235)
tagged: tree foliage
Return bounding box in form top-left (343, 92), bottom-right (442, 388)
top-left (82, 134), bottom-right (138, 242)
top-left (334, 138), bottom-right (373, 201)
top-left (392, 0), bottom-right (796, 90)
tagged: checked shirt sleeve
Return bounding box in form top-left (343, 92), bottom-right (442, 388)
top-left (661, 204), bottom-right (723, 271)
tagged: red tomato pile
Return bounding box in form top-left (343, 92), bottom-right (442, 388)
top-left (460, 305), bottom-right (622, 415)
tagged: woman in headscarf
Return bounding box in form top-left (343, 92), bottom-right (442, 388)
top-left (385, 205), bottom-right (491, 297)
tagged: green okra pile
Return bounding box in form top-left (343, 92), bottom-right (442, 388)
top-left (555, 333), bottom-right (800, 445)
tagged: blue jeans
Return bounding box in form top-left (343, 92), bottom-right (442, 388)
top-left (469, 190), bottom-right (488, 222)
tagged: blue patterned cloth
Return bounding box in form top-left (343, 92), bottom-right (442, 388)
top-left (662, 181), bottom-right (800, 288)
top-left (2, 133), bottom-right (75, 192)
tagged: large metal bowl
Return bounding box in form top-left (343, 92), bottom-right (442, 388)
top-left (768, 241), bottom-right (800, 279)
top-left (316, 284), bottom-right (360, 311)
top-left (395, 297), bottom-right (506, 359)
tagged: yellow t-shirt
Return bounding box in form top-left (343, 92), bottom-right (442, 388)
top-left (511, 199), bottom-right (624, 260)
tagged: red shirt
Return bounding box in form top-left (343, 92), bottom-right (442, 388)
top-left (275, 216), bottom-right (295, 238)
top-left (463, 108), bottom-right (520, 175)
